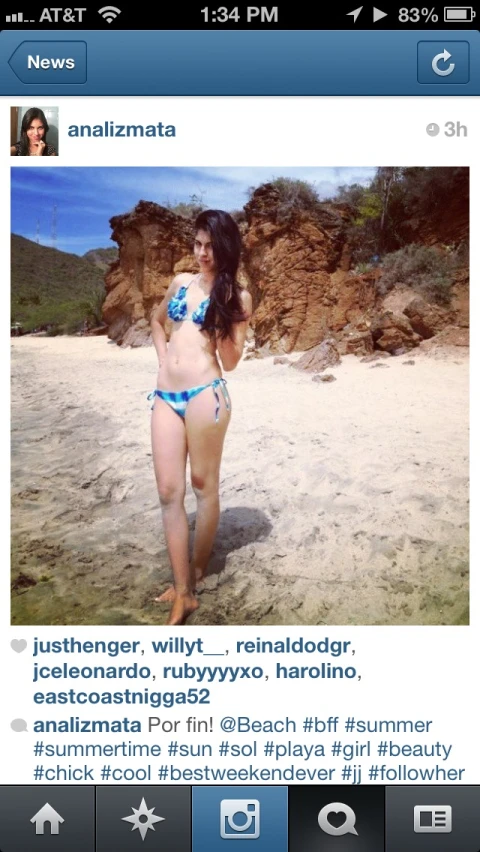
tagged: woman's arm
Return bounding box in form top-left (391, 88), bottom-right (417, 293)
top-left (150, 282), bottom-right (173, 364)
top-left (150, 309), bottom-right (168, 365)
top-left (10, 146), bottom-right (17, 156)
top-left (216, 289), bottom-right (252, 372)
top-left (149, 275), bottom-right (185, 364)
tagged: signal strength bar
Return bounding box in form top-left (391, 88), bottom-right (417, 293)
top-left (6, 12), bottom-right (36, 21)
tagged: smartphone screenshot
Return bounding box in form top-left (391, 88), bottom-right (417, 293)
top-left (2, 2), bottom-right (478, 850)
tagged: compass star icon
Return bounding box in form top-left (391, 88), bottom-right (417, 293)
top-left (121, 797), bottom-right (165, 841)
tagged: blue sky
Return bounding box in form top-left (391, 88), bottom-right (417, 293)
top-left (11, 166), bottom-right (376, 256)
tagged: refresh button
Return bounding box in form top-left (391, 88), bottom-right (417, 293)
top-left (417, 42), bottom-right (469, 84)
top-left (432, 49), bottom-right (455, 76)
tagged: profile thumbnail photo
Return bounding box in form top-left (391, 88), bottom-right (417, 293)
top-left (10, 106), bottom-right (58, 156)
top-left (10, 166), bottom-right (469, 626)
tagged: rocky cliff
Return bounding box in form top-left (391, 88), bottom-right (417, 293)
top-left (104, 187), bottom-right (468, 353)
top-left (243, 184), bottom-right (377, 352)
top-left (103, 201), bottom-right (195, 347)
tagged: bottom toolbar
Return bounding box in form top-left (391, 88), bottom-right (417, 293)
top-left (0, 785), bottom-right (479, 851)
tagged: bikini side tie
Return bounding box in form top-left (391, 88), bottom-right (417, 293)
top-left (211, 378), bottom-right (230, 423)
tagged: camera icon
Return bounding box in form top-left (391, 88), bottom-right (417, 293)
top-left (220, 799), bottom-right (260, 839)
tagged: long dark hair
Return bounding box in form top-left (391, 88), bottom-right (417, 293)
top-left (195, 210), bottom-right (247, 340)
top-left (18, 108), bottom-right (49, 156)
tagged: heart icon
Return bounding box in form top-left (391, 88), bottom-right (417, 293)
top-left (11, 639), bottom-right (27, 653)
top-left (328, 811), bottom-right (347, 828)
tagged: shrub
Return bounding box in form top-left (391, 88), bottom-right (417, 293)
top-left (354, 262), bottom-right (373, 275)
top-left (65, 318), bottom-right (84, 334)
top-left (273, 177), bottom-right (322, 224)
top-left (79, 286), bottom-right (106, 327)
top-left (377, 244), bottom-right (459, 304)
top-left (248, 177), bottom-right (323, 225)
top-left (18, 293), bottom-right (41, 306)
top-left (166, 194), bottom-right (205, 219)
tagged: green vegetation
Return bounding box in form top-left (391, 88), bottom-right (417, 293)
top-left (83, 247), bottom-right (118, 272)
top-left (165, 194), bottom-right (206, 219)
top-left (11, 234), bottom-right (109, 334)
top-left (246, 168), bottom-right (468, 306)
top-left (334, 167), bottom-right (468, 305)
top-left (353, 261), bottom-right (374, 275)
top-left (377, 244), bottom-right (462, 305)
top-left (335, 166), bottom-right (469, 263)
top-left (248, 177), bottom-right (324, 225)
top-left (79, 285), bottom-right (106, 327)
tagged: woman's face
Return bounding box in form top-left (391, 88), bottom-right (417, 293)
top-left (194, 229), bottom-right (216, 273)
top-left (26, 119), bottom-right (45, 145)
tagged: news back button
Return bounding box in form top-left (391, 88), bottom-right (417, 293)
top-left (8, 41), bottom-right (87, 83)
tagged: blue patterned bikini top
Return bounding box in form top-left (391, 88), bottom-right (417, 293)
top-left (167, 278), bottom-right (210, 325)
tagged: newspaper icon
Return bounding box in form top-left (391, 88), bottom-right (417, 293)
top-left (414, 805), bottom-right (452, 833)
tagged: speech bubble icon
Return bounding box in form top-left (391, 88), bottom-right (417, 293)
top-left (11, 719), bottom-right (28, 732)
top-left (318, 802), bottom-right (358, 836)
top-left (11, 639), bottom-right (27, 653)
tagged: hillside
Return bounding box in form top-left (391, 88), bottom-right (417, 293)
top-left (11, 235), bottom-right (106, 333)
top-left (83, 247), bottom-right (118, 272)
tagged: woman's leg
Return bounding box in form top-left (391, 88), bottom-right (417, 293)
top-left (185, 385), bottom-right (231, 585)
top-left (151, 398), bottom-right (198, 624)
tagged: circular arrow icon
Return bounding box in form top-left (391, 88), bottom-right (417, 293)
top-left (432, 50), bottom-right (455, 76)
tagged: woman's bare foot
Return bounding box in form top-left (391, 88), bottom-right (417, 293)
top-left (154, 585), bottom-right (176, 603)
top-left (155, 566), bottom-right (206, 603)
top-left (167, 593), bottom-right (199, 625)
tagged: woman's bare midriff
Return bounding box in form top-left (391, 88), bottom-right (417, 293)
top-left (156, 321), bottom-right (221, 390)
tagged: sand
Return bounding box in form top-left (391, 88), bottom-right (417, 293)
top-left (11, 337), bottom-right (469, 626)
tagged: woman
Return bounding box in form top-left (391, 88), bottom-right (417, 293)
top-left (149, 210), bottom-right (252, 625)
top-left (11, 108), bottom-right (57, 156)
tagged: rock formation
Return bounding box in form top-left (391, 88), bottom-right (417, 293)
top-left (291, 339), bottom-right (341, 373)
top-left (243, 184), bottom-right (376, 352)
top-left (103, 201), bottom-right (195, 347)
top-left (103, 186), bottom-right (469, 354)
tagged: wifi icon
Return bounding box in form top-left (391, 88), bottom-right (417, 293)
top-left (98, 5), bottom-right (121, 23)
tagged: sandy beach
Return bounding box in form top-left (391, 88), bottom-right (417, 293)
top-left (11, 337), bottom-right (469, 626)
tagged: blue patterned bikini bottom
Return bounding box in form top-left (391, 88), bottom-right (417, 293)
top-left (148, 377), bottom-right (230, 423)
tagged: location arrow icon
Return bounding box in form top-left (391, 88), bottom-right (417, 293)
top-left (347, 7), bottom-right (363, 23)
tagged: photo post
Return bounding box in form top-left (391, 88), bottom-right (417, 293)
top-left (11, 165), bottom-right (469, 629)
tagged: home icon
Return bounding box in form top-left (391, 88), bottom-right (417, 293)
top-left (30, 803), bottom-right (65, 834)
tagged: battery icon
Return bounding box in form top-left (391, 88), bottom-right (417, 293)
top-left (444, 6), bottom-right (476, 20)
